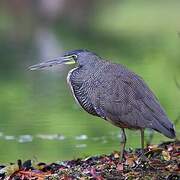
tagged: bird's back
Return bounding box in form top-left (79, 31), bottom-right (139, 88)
top-left (69, 60), bottom-right (176, 139)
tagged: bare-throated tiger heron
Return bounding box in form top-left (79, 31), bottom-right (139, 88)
top-left (29, 49), bottom-right (176, 162)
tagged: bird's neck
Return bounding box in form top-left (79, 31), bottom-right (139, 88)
top-left (70, 60), bottom-right (107, 84)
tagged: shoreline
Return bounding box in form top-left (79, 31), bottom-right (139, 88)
top-left (0, 140), bottom-right (179, 179)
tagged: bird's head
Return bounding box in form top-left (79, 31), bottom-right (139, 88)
top-left (29, 49), bottom-right (99, 70)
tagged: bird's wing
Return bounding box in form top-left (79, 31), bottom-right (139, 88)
top-left (91, 68), bottom-right (175, 138)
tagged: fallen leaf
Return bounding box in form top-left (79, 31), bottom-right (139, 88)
top-left (162, 150), bottom-right (171, 161)
top-left (114, 153), bottom-right (119, 159)
top-left (0, 164), bottom-right (19, 177)
top-left (116, 163), bottom-right (123, 172)
top-left (148, 144), bottom-right (158, 150)
top-left (125, 157), bottom-right (135, 167)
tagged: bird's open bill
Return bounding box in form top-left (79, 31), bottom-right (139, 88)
top-left (29, 56), bottom-right (76, 70)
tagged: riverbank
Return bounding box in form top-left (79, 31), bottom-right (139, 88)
top-left (0, 141), bottom-right (179, 179)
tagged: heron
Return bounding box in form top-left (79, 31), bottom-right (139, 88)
top-left (29, 49), bottom-right (176, 162)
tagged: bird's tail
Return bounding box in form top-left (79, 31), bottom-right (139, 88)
top-left (152, 118), bottom-right (176, 139)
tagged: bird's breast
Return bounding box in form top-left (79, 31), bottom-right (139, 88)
top-left (67, 67), bottom-right (98, 116)
top-left (67, 67), bottom-right (81, 106)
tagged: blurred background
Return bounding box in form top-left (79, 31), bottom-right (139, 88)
top-left (0, 0), bottom-right (179, 163)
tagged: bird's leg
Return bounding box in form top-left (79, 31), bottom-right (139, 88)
top-left (140, 129), bottom-right (148, 161)
top-left (119, 128), bottom-right (126, 163)
top-left (141, 129), bottom-right (144, 154)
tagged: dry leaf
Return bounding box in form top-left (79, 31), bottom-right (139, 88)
top-left (117, 163), bottom-right (124, 172)
top-left (114, 153), bottom-right (120, 159)
top-left (0, 164), bottom-right (19, 177)
top-left (162, 150), bottom-right (171, 161)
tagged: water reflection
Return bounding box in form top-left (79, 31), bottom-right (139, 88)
top-left (75, 144), bottom-right (87, 148)
top-left (18, 135), bottom-right (33, 143)
top-left (0, 132), bottom-right (122, 144)
top-left (4, 135), bottom-right (15, 141)
top-left (75, 135), bottom-right (88, 141)
top-left (36, 134), bottom-right (65, 141)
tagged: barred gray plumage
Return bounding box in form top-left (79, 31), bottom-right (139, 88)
top-left (29, 49), bottom-right (176, 162)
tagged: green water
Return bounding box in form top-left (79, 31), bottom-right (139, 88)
top-left (0, 60), bottom-right (179, 163)
top-left (0, 0), bottom-right (180, 163)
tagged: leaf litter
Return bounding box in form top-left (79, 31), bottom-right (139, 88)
top-left (0, 141), bottom-right (179, 180)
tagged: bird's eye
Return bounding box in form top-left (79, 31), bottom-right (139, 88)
top-left (72, 54), bottom-right (78, 60)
